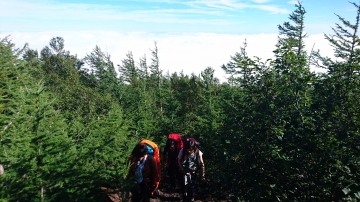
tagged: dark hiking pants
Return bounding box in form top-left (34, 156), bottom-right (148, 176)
top-left (168, 165), bottom-right (182, 188)
top-left (182, 173), bottom-right (196, 201)
top-left (131, 181), bottom-right (151, 202)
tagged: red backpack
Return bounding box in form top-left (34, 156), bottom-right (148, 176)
top-left (168, 133), bottom-right (184, 153)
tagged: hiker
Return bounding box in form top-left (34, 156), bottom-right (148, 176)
top-left (127, 143), bottom-right (159, 202)
top-left (178, 138), bottom-right (205, 202)
top-left (163, 134), bottom-right (183, 189)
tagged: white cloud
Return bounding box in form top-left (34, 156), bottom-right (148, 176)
top-left (1, 0), bottom-right (289, 25)
top-left (251, 4), bottom-right (289, 14)
top-left (287, 0), bottom-right (298, 5)
top-left (252, 0), bottom-right (271, 4)
top-left (1, 31), bottom-right (332, 82)
top-left (191, 0), bottom-right (289, 14)
top-left (0, 0), bottom-right (227, 24)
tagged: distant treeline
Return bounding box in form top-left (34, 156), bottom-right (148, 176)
top-left (1, 1), bottom-right (360, 201)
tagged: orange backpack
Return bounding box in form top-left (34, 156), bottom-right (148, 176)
top-left (139, 139), bottom-right (161, 192)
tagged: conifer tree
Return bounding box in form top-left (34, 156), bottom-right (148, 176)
top-left (84, 46), bottom-right (120, 98)
top-left (277, 0), bottom-right (307, 57)
top-left (269, 1), bottom-right (317, 199)
top-left (118, 51), bottom-right (157, 139)
top-left (221, 40), bottom-right (280, 199)
top-left (314, 2), bottom-right (360, 74)
top-left (22, 48), bottom-right (39, 64)
top-left (147, 42), bottom-right (167, 139)
top-left (0, 37), bottom-right (77, 200)
top-left (157, 72), bottom-right (183, 133)
top-left (149, 41), bottom-right (162, 80)
top-left (39, 37), bottom-right (113, 123)
top-left (222, 40), bottom-right (268, 88)
top-left (220, 2), bottom-right (316, 199)
top-left (197, 67), bottom-right (224, 171)
top-left (63, 104), bottom-right (134, 201)
top-left (0, 36), bottom-right (19, 125)
top-left (198, 67), bottom-right (222, 138)
top-left (311, 2), bottom-right (360, 199)
top-left (139, 55), bottom-right (149, 78)
top-left (118, 51), bottom-right (139, 85)
top-left (40, 37), bottom-right (73, 79)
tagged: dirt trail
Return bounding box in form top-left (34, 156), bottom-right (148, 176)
top-left (103, 175), bottom-right (214, 202)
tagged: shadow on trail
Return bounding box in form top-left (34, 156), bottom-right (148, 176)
top-left (157, 195), bottom-right (181, 201)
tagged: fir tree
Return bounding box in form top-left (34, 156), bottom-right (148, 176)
top-left (118, 51), bottom-right (138, 85)
top-left (83, 46), bottom-right (120, 98)
top-left (277, 0), bottom-right (307, 57)
top-left (0, 66), bottom-right (77, 201)
top-left (311, 3), bottom-right (360, 199)
top-left (314, 2), bottom-right (360, 75)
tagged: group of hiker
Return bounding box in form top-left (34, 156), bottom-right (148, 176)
top-left (126, 134), bottom-right (205, 202)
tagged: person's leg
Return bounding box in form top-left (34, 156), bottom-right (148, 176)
top-left (168, 166), bottom-right (176, 188)
top-left (190, 174), bottom-right (197, 201)
top-left (175, 167), bottom-right (183, 188)
top-left (140, 182), bottom-right (151, 202)
top-left (131, 192), bottom-right (142, 202)
top-left (182, 174), bottom-right (188, 201)
top-left (131, 183), bottom-right (142, 202)
top-left (189, 183), bottom-right (195, 201)
top-left (142, 195), bottom-right (150, 202)
top-left (183, 185), bottom-right (189, 202)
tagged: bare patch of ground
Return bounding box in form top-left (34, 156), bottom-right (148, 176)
top-left (102, 176), bottom-right (219, 202)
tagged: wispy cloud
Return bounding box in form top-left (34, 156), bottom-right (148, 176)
top-left (185, 0), bottom-right (244, 10)
top-left (252, 0), bottom-right (271, 4)
top-left (0, 0), bottom-right (232, 25)
top-left (287, 0), bottom-right (298, 5)
top-left (0, 1), bottom-right (121, 19)
top-left (188, 0), bottom-right (289, 14)
top-left (1, 0), bottom-right (289, 23)
top-left (252, 5), bottom-right (289, 14)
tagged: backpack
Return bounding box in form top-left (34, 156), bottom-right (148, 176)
top-left (167, 133), bottom-right (184, 153)
top-left (139, 139), bottom-right (161, 191)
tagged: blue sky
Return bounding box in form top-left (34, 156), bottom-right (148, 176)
top-left (0, 0), bottom-right (358, 81)
top-left (1, 0), bottom-right (356, 34)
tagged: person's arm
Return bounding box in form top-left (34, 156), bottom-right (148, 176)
top-left (150, 157), bottom-right (159, 195)
top-left (199, 152), bottom-right (205, 180)
top-left (177, 148), bottom-right (183, 172)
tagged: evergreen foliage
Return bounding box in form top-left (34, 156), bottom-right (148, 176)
top-left (312, 2), bottom-right (360, 200)
top-left (277, 0), bottom-right (307, 57)
top-left (1, 1), bottom-right (360, 201)
top-left (84, 46), bottom-right (120, 98)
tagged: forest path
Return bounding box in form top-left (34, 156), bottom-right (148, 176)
top-left (103, 174), bottom-right (213, 202)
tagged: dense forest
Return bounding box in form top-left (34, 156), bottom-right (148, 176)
top-left (1, 1), bottom-right (360, 201)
